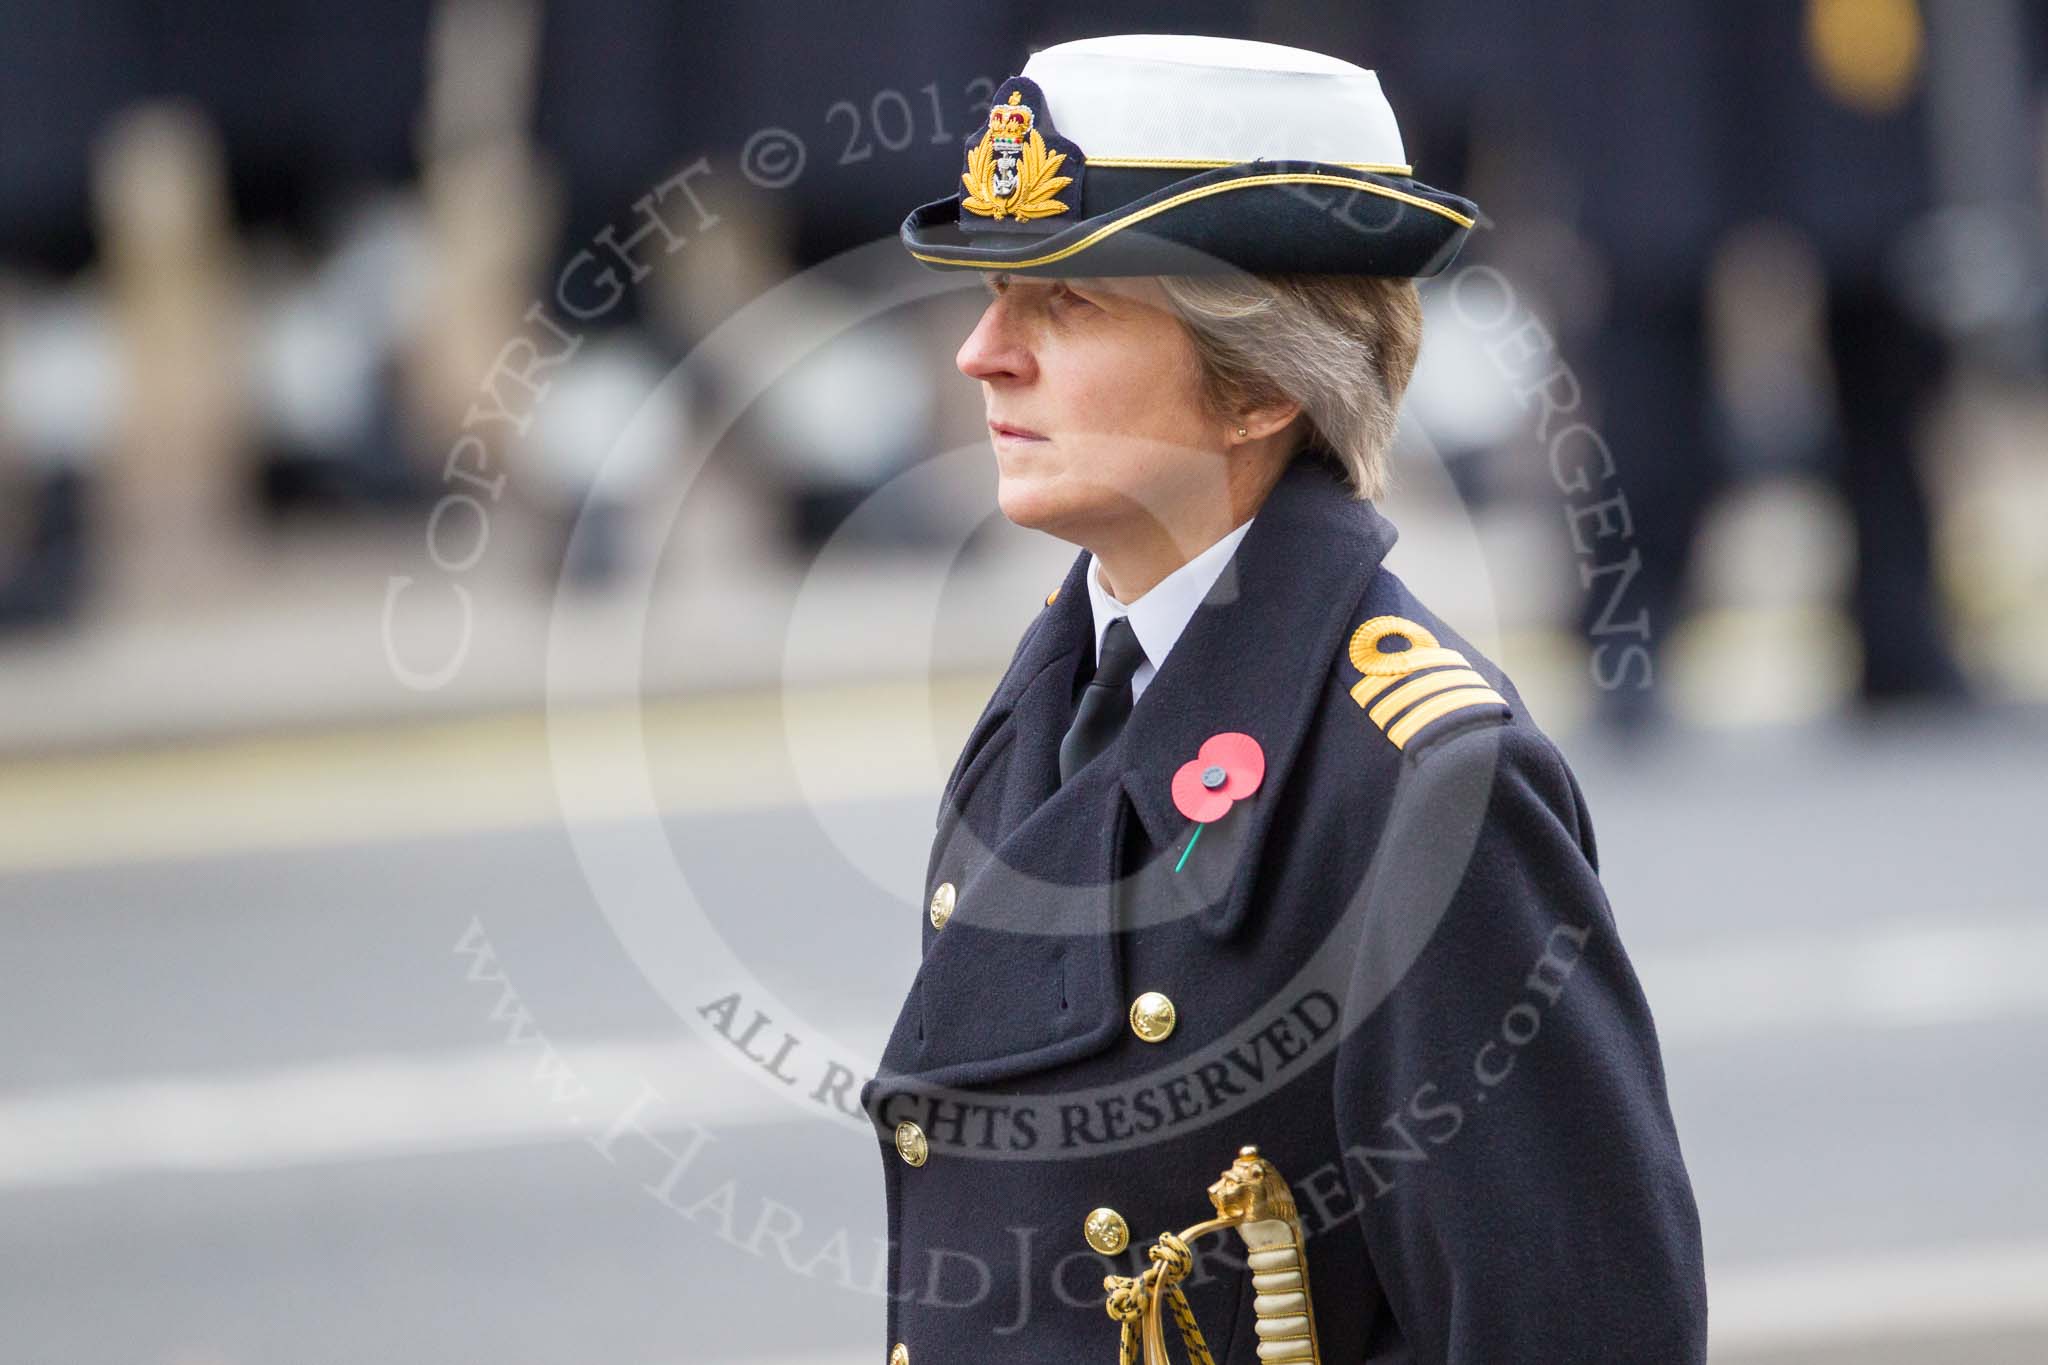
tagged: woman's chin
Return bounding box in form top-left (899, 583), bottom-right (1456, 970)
top-left (993, 474), bottom-right (1073, 535)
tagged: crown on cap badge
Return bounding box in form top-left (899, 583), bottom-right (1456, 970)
top-left (962, 90), bottom-right (1074, 222)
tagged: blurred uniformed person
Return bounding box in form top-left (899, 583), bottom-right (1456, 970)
top-left (861, 35), bottom-right (1706, 1364)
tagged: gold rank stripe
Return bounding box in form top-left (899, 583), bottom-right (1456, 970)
top-left (1360, 667), bottom-right (1490, 727)
top-left (1350, 646), bottom-right (1471, 691)
top-left (1385, 686), bottom-right (1510, 749)
top-left (908, 172), bottom-right (1476, 271)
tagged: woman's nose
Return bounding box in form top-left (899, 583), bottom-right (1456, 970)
top-left (956, 298), bottom-right (1035, 383)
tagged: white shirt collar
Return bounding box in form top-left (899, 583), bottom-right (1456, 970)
top-left (1084, 516), bottom-right (1256, 704)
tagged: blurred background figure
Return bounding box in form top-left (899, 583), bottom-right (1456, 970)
top-left (0, 1), bottom-right (438, 628)
top-left (1371, 0), bottom-right (2048, 731)
top-left (11, 0), bottom-right (2037, 726)
top-left (2, 5), bottom-right (2046, 1364)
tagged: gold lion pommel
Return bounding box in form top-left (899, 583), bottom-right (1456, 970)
top-left (1103, 1144), bottom-right (1322, 1365)
top-left (1207, 1145), bottom-right (1299, 1227)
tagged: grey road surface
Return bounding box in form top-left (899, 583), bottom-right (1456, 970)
top-left (3, 705), bottom-right (2044, 1363)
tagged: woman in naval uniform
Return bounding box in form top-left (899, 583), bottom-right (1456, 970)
top-left (860, 34), bottom-right (1707, 1365)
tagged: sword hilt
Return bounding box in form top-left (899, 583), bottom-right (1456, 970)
top-left (1103, 1145), bottom-right (1322, 1365)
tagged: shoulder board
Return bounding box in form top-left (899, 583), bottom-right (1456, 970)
top-left (1345, 615), bottom-right (1511, 753)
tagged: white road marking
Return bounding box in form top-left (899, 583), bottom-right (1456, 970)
top-left (0, 1037), bottom-right (790, 1191)
top-left (1707, 1240), bottom-right (2048, 1354)
top-left (1638, 916), bottom-right (2048, 1042)
top-left (0, 916), bottom-right (2042, 1193)
top-left (0, 979), bottom-right (2041, 1357)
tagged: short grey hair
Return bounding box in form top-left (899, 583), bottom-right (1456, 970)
top-left (1154, 273), bottom-right (1424, 501)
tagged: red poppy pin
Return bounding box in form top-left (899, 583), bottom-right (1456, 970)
top-left (1169, 732), bottom-right (1264, 871)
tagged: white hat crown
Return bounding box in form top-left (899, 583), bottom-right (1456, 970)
top-left (1019, 34), bottom-right (1410, 172)
top-left (900, 31), bottom-right (1474, 277)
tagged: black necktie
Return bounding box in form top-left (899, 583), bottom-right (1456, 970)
top-left (1059, 615), bottom-right (1147, 783)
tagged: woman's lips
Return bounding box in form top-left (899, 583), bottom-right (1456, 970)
top-left (989, 421), bottom-right (1046, 441)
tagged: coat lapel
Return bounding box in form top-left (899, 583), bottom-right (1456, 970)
top-left (897, 550), bottom-right (1114, 1088)
top-left (932, 549), bottom-right (1094, 828)
top-left (1117, 457), bottom-right (1400, 939)
top-left (892, 456), bottom-right (1398, 1089)
top-left (908, 722), bottom-right (1132, 1086)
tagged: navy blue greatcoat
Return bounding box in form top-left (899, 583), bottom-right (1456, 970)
top-left (860, 454), bottom-right (1708, 1363)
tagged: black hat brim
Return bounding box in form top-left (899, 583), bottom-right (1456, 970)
top-left (900, 161), bottom-right (1478, 279)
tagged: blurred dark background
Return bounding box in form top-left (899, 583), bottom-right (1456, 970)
top-left (4, 0), bottom-right (2045, 735)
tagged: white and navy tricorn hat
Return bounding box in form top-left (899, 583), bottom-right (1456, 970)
top-left (901, 34), bottom-right (1479, 278)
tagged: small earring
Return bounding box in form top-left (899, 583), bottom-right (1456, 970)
top-left (1236, 426), bottom-right (1248, 438)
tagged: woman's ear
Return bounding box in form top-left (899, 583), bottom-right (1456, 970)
top-left (1233, 400), bottom-right (1303, 444)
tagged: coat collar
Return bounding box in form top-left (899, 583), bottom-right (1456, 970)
top-left (985, 454), bottom-right (1400, 935)
top-left (1116, 455), bottom-right (1399, 936)
top-left (1082, 515), bottom-right (1257, 693)
top-left (890, 456), bottom-right (1396, 1091)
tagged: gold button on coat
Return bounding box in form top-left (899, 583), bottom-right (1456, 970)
top-left (928, 881), bottom-right (956, 931)
top-left (1129, 991), bottom-right (1177, 1043)
top-left (1084, 1206), bottom-right (1130, 1255)
top-left (890, 1345), bottom-right (909, 1365)
top-left (894, 1120), bottom-right (929, 1167)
